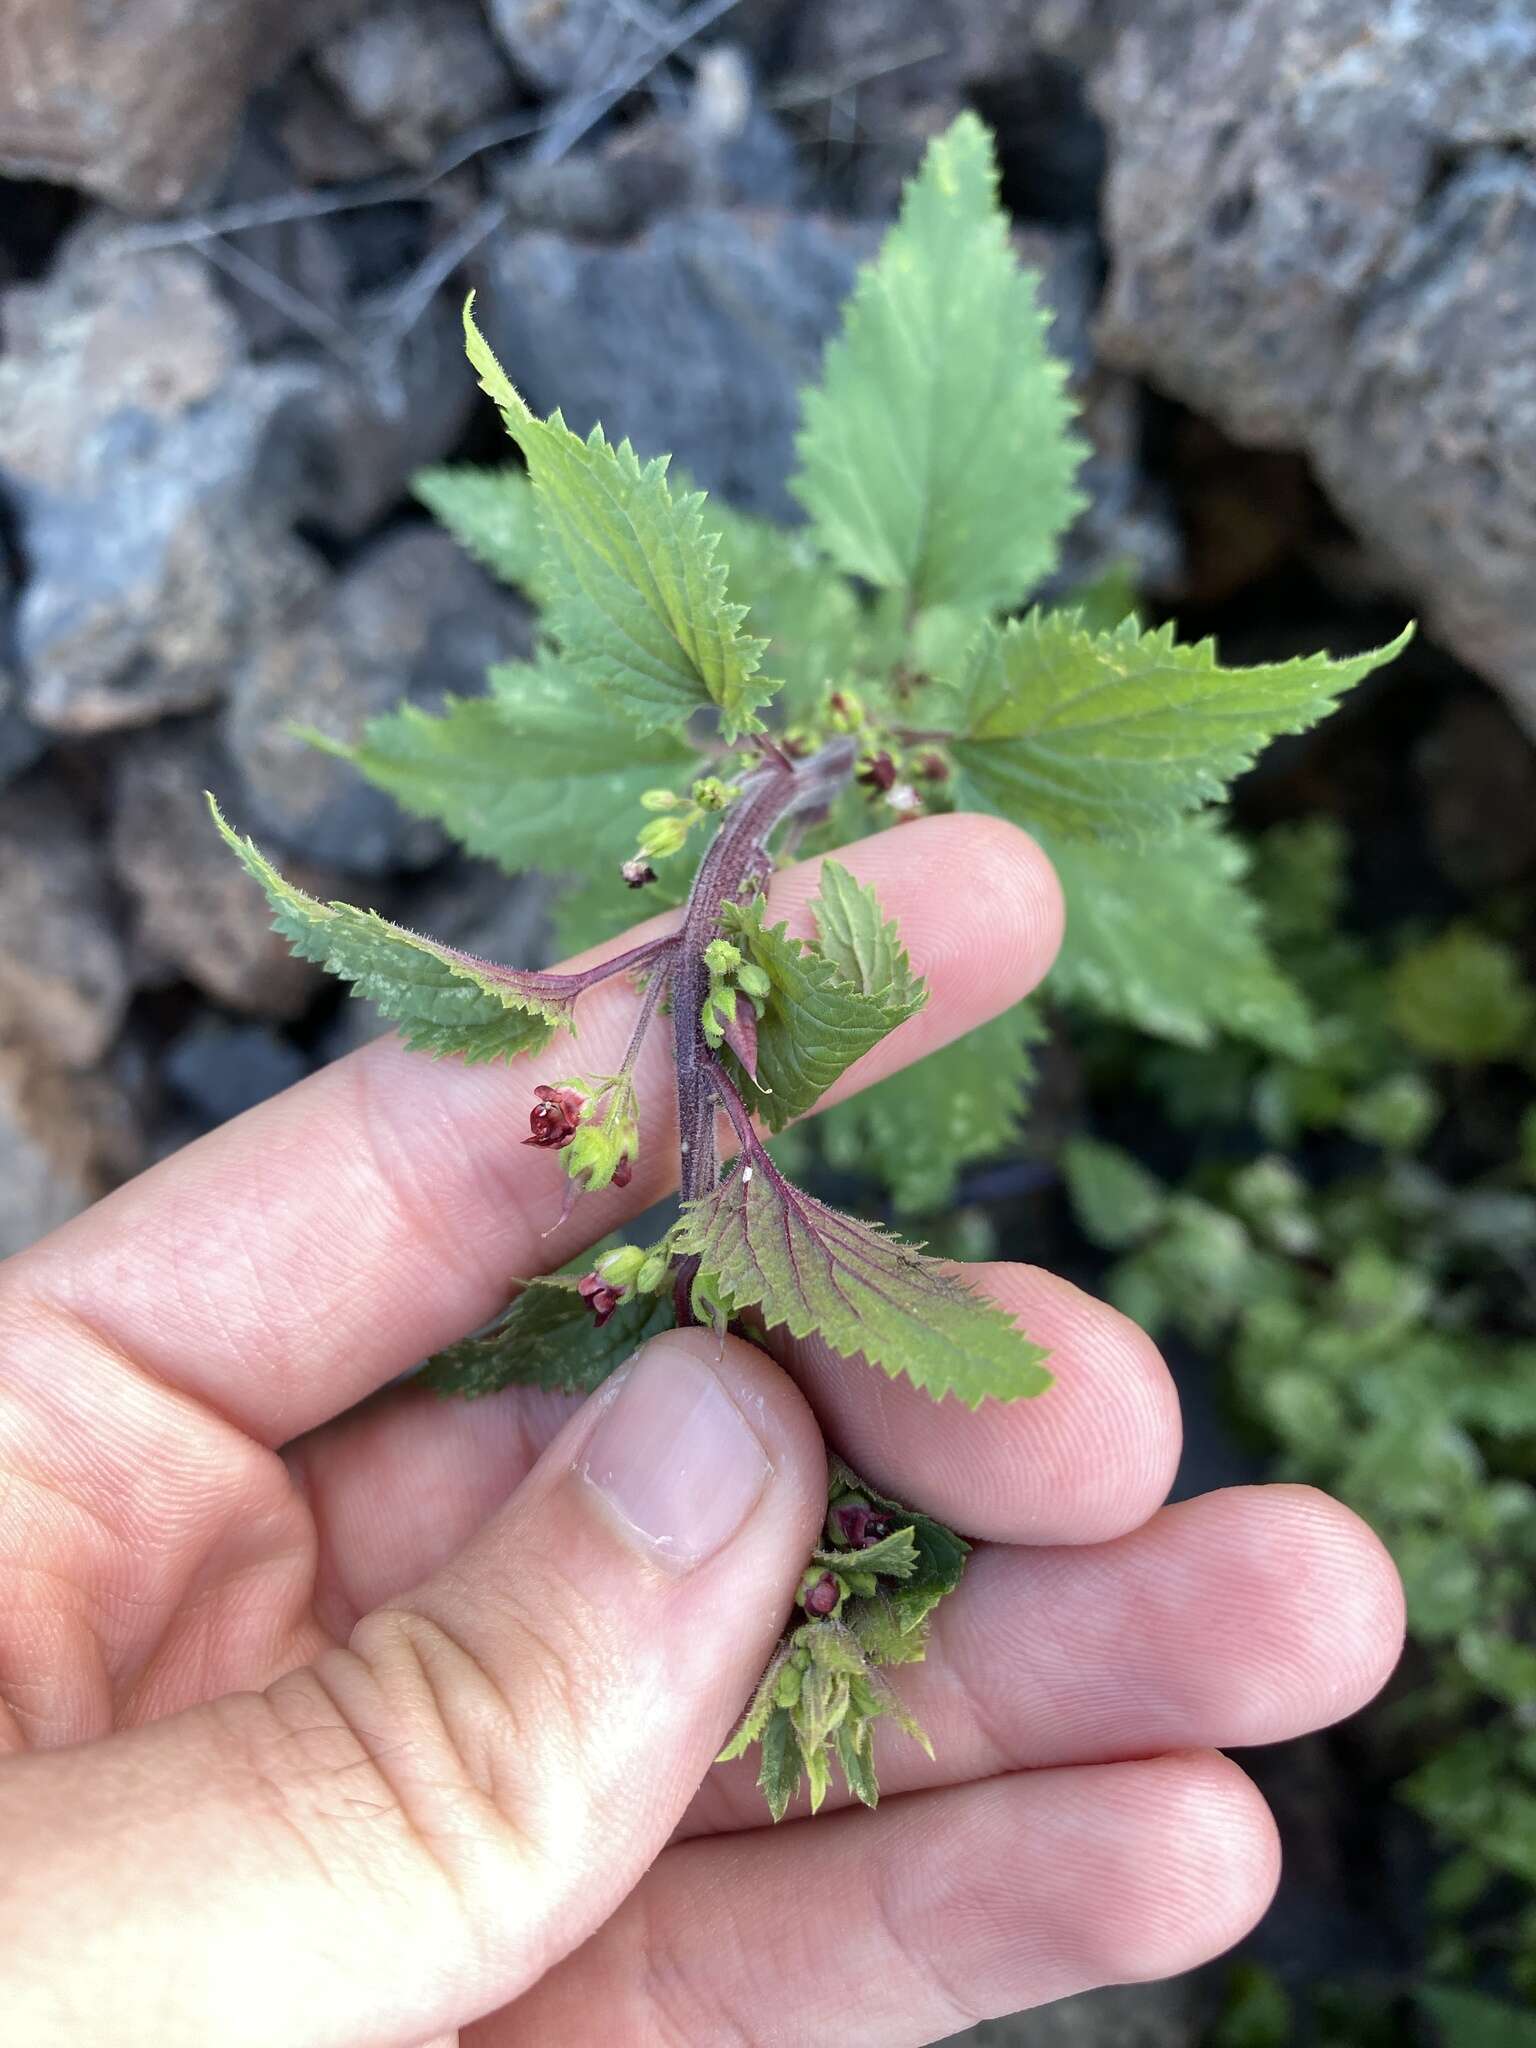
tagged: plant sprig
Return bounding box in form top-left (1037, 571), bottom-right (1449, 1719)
top-left (213, 114), bottom-right (1410, 1817)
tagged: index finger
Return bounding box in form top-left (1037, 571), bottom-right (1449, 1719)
top-left (0, 814), bottom-right (1061, 1447)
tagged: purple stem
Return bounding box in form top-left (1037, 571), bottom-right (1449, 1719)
top-left (669, 737), bottom-right (857, 1323)
top-left (550, 931), bottom-right (679, 998)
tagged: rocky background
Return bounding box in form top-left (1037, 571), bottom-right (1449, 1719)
top-left (4, 3), bottom-right (1536, 2042)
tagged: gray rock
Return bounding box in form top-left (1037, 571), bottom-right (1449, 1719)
top-left (1017, 226), bottom-right (1182, 599)
top-left (108, 723), bottom-right (330, 1019)
top-left (0, 224), bottom-right (328, 734)
top-left (0, 1046), bottom-right (142, 1259)
top-left (940, 1980), bottom-right (1198, 2048)
top-left (0, 774), bottom-right (130, 1070)
top-left (1092, 0), bottom-right (1536, 730)
top-left (163, 1016), bottom-right (310, 1128)
top-left (476, 207), bottom-right (874, 521)
top-left (314, 0), bottom-right (518, 168)
top-left (0, 0), bottom-right (355, 213)
top-left (281, 293), bottom-right (479, 542)
top-left (0, 559), bottom-right (46, 789)
top-left (225, 526), bottom-right (535, 874)
top-left (487, 0), bottom-right (631, 95)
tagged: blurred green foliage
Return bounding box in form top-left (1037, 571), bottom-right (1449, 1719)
top-left (1065, 816), bottom-right (1536, 2037)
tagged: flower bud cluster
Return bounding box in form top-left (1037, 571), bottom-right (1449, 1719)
top-left (628, 776), bottom-right (743, 872)
top-left (574, 1237), bottom-right (673, 1325)
top-left (700, 935), bottom-right (771, 1051)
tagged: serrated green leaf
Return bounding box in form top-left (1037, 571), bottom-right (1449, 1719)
top-left (1062, 1137), bottom-right (1171, 1250)
top-left (809, 859), bottom-right (922, 999)
top-left (947, 613), bottom-right (1414, 847)
top-left (413, 464), bottom-right (551, 603)
top-left (1046, 815), bottom-right (1317, 1058)
top-left (835, 1717), bottom-right (880, 1809)
top-left (209, 795), bottom-right (574, 1063)
top-left (757, 1707), bottom-right (802, 1823)
top-left (675, 1143), bottom-right (1051, 1407)
top-left (419, 1280), bottom-right (674, 1398)
top-left (463, 295), bottom-right (776, 740)
top-left (1389, 925), bottom-right (1536, 1065)
top-left (720, 864), bottom-right (926, 1131)
top-left (813, 1526), bottom-right (920, 1580)
top-left (793, 111), bottom-right (1085, 612)
top-left (697, 498), bottom-right (869, 720)
top-left (323, 654), bottom-right (697, 888)
top-left (818, 1004), bottom-right (1041, 1213)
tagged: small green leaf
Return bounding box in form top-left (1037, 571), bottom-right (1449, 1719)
top-left (835, 1717), bottom-right (880, 1809)
top-left (419, 1281), bottom-right (674, 1398)
top-left (757, 1707), bottom-right (802, 1823)
top-left (813, 1526), bottom-right (920, 1581)
top-left (413, 464), bottom-right (551, 603)
top-left (1389, 926), bottom-right (1536, 1064)
top-left (675, 1142), bottom-right (1051, 1407)
top-left (325, 654), bottom-right (697, 885)
top-left (809, 859), bottom-right (922, 999)
top-left (721, 867), bottom-right (926, 1131)
top-left (1062, 1138), bottom-right (1171, 1250)
top-left (793, 112), bottom-right (1085, 612)
top-left (948, 612), bottom-right (1414, 847)
top-left (818, 1004), bottom-right (1041, 1213)
top-left (208, 796), bottom-right (576, 1062)
top-left (463, 295), bottom-right (777, 740)
top-left (1045, 815), bottom-right (1317, 1058)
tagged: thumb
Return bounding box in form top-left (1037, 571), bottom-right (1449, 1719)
top-left (0, 1329), bottom-right (826, 2048)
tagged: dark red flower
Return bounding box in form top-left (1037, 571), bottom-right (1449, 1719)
top-left (801, 1571), bottom-right (842, 1617)
top-left (576, 1271), bottom-right (624, 1326)
top-left (611, 1152), bottom-right (633, 1190)
top-left (915, 751), bottom-right (949, 783)
top-left (856, 750), bottom-right (898, 792)
top-left (524, 1083), bottom-right (586, 1150)
top-left (832, 1502), bottom-right (897, 1550)
top-left (621, 857), bottom-right (657, 889)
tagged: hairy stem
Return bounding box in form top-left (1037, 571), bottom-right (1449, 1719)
top-left (670, 737), bottom-right (857, 1323)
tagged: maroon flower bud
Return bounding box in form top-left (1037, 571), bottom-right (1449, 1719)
top-left (576, 1271), bottom-right (624, 1326)
top-left (801, 1570), bottom-right (841, 1617)
top-left (621, 857), bottom-right (657, 889)
top-left (523, 1083), bottom-right (586, 1149)
top-left (611, 1152), bottom-right (633, 1190)
top-left (856, 750), bottom-right (898, 792)
top-left (916, 750), bottom-right (949, 783)
top-left (832, 1502), bottom-right (898, 1549)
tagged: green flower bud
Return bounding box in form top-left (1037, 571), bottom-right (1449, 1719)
top-left (565, 1116), bottom-right (635, 1193)
top-left (736, 961), bottom-right (771, 1000)
top-left (638, 814), bottom-right (691, 859)
top-left (774, 1663), bottom-right (803, 1709)
top-left (594, 1244), bottom-right (648, 1289)
top-left (704, 938), bottom-right (743, 977)
top-left (691, 776), bottom-right (738, 811)
top-left (635, 1251), bottom-right (670, 1294)
top-left (827, 687), bottom-right (866, 732)
top-left (639, 788), bottom-right (680, 811)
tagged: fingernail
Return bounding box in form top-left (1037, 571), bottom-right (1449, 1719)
top-left (580, 1333), bottom-right (771, 1570)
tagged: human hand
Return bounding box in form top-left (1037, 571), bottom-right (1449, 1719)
top-left (0, 814), bottom-right (1403, 2047)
